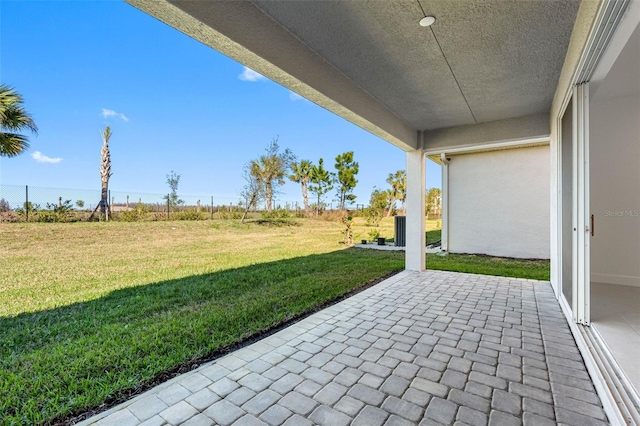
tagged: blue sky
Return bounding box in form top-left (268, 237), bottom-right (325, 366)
top-left (0, 0), bottom-right (441, 207)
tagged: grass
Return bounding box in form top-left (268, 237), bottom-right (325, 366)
top-left (0, 219), bottom-right (404, 425)
top-left (426, 253), bottom-right (550, 281)
top-left (427, 229), bottom-right (441, 244)
top-left (0, 217), bottom-right (548, 425)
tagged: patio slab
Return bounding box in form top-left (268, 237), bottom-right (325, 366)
top-left (79, 270), bottom-right (609, 425)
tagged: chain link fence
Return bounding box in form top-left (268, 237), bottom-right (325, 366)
top-left (0, 184), bottom-right (303, 222)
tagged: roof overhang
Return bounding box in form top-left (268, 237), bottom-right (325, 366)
top-left (126, 0), bottom-right (581, 152)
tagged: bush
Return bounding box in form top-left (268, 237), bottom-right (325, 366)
top-left (363, 207), bottom-right (383, 227)
top-left (170, 210), bottom-right (207, 221)
top-left (25, 200), bottom-right (77, 223)
top-left (0, 211), bottom-right (22, 223)
top-left (30, 210), bottom-right (80, 223)
top-left (341, 215), bottom-right (354, 245)
top-left (218, 209), bottom-right (243, 220)
top-left (117, 204), bottom-right (153, 222)
top-left (261, 208), bottom-right (291, 219)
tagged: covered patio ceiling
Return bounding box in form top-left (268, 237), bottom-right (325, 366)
top-left (127, 0), bottom-right (581, 151)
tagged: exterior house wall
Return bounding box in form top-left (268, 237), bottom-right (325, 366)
top-left (590, 94), bottom-right (640, 287)
top-left (448, 145), bottom-right (550, 259)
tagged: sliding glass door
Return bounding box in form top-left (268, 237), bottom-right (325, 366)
top-left (559, 84), bottom-right (590, 325)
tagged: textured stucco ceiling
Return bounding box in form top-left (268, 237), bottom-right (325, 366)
top-left (127, 0), bottom-right (581, 150)
top-left (250, 0), bottom-right (580, 130)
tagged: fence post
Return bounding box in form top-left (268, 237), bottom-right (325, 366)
top-left (25, 185), bottom-right (29, 221)
top-left (167, 195), bottom-right (170, 220)
top-left (211, 196), bottom-right (214, 220)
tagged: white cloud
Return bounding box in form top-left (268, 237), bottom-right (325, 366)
top-left (289, 91), bottom-right (307, 102)
top-left (238, 66), bottom-right (266, 82)
top-left (101, 108), bottom-right (129, 122)
top-left (32, 151), bottom-right (63, 164)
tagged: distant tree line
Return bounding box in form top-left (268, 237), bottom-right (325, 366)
top-left (241, 137), bottom-right (361, 222)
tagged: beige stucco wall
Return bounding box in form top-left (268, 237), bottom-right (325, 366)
top-left (590, 94), bottom-right (640, 286)
top-left (448, 145), bottom-right (551, 259)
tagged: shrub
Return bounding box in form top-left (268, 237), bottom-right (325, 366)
top-left (0, 211), bottom-right (21, 222)
top-left (170, 210), bottom-right (207, 221)
top-left (27, 200), bottom-right (77, 222)
top-left (364, 187), bottom-right (388, 226)
top-left (32, 210), bottom-right (62, 223)
top-left (341, 215), bottom-right (354, 246)
top-left (218, 209), bottom-right (243, 220)
top-left (118, 204), bottom-right (153, 222)
top-left (261, 208), bottom-right (291, 219)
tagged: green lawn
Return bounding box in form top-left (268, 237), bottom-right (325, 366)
top-left (0, 219), bottom-right (548, 425)
top-left (0, 220), bottom-right (404, 425)
top-left (426, 253), bottom-right (550, 281)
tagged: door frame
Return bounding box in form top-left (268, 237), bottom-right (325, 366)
top-left (556, 83), bottom-right (590, 325)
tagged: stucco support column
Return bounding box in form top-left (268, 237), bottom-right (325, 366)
top-left (406, 146), bottom-right (426, 271)
top-left (441, 153), bottom-right (449, 252)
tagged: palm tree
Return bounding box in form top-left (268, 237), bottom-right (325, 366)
top-left (289, 160), bottom-right (313, 215)
top-left (0, 84), bottom-right (38, 157)
top-left (99, 126), bottom-right (112, 220)
top-left (386, 170), bottom-right (406, 216)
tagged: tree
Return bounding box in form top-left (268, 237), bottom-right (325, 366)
top-left (334, 151), bottom-right (359, 211)
top-left (289, 160), bottom-right (313, 215)
top-left (426, 187), bottom-right (442, 219)
top-left (364, 187), bottom-right (389, 227)
top-left (240, 165), bottom-right (265, 223)
top-left (99, 126), bottom-right (112, 220)
top-left (308, 158), bottom-right (333, 216)
top-left (386, 170), bottom-right (406, 216)
top-left (0, 198), bottom-right (11, 212)
top-left (249, 138), bottom-right (295, 211)
top-left (0, 84), bottom-right (38, 157)
top-left (164, 170), bottom-right (184, 207)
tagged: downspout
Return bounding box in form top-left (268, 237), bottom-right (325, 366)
top-left (441, 153), bottom-right (449, 252)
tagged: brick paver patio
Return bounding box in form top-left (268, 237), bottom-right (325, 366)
top-left (80, 270), bottom-right (609, 426)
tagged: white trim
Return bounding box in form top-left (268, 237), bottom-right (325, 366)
top-left (558, 295), bottom-right (628, 426)
top-left (576, 83), bottom-right (591, 325)
top-left (440, 153), bottom-right (449, 252)
top-left (591, 324), bottom-right (640, 414)
top-left (577, 0), bottom-right (633, 84)
top-left (569, 324), bottom-right (631, 425)
top-left (572, 86), bottom-right (579, 323)
top-left (591, 0), bottom-right (640, 96)
top-left (554, 1), bottom-right (638, 422)
top-left (422, 136), bottom-right (549, 157)
top-left (555, 86), bottom-right (574, 299)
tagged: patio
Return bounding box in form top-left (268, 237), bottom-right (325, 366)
top-left (81, 270), bottom-right (608, 426)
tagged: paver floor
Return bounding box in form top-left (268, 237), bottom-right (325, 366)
top-left (80, 270), bottom-right (609, 426)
